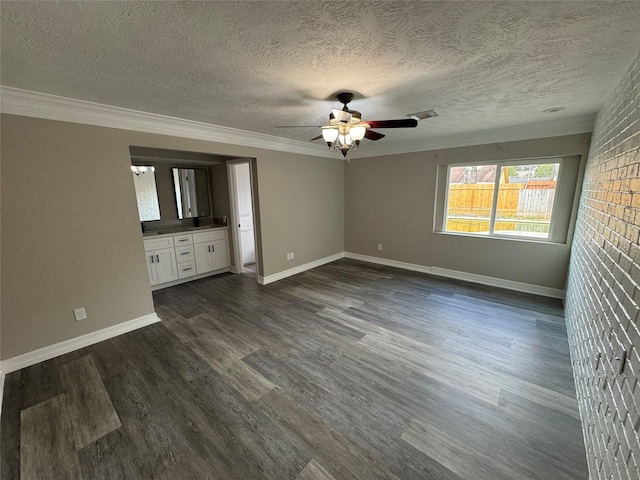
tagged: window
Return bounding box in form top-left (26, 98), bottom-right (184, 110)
top-left (444, 160), bottom-right (561, 239)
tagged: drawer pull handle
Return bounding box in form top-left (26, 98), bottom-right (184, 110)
top-left (179, 239), bottom-right (188, 242)
top-left (181, 252), bottom-right (189, 255)
top-left (208, 246), bottom-right (211, 253)
top-left (182, 267), bottom-right (192, 271)
top-left (212, 245), bottom-right (215, 252)
top-left (156, 255), bottom-right (160, 263)
top-left (150, 255), bottom-right (154, 264)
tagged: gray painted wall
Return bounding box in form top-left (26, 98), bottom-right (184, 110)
top-left (345, 134), bottom-right (591, 291)
top-left (1, 114), bottom-right (344, 359)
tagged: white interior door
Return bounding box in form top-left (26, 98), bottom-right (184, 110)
top-left (235, 163), bottom-right (255, 265)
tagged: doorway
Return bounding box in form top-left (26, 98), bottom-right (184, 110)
top-left (228, 160), bottom-right (257, 275)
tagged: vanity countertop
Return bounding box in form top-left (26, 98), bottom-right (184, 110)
top-left (143, 225), bottom-right (228, 237)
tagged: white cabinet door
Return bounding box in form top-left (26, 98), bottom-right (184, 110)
top-left (146, 253), bottom-right (159, 286)
top-left (146, 247), bottom-right (177, 285)
top-left (211, 238), bottom-right (230, 270)
top-left (195, 237), bottom-right (229, 274)
top-left (154, 248), bottom-right (179, 284)
top-left (194, 242), bottom-right (213, 274)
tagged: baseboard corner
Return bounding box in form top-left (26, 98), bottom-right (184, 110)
top-left (344, 252), bottom-right (433, 274)
top-left (260, 252), bottom-right (345, 285)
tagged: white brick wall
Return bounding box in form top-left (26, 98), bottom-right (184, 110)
top-left (566, 51), bottom-right (640, 480)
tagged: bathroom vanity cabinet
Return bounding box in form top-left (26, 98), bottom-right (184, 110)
top-left (143, 227), bottom-right (230, 290)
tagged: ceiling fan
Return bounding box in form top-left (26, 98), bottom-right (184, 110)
top-left (277, 92), bottom-right (418, 157)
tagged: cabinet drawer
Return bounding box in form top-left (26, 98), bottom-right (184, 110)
top-left (144, 236), bottom-right (174, 251)
top-left (173, 234), bottom-right (193, 246)
top-left (193, 229), bottom-right (226, 244)
top-left (177, 261), bottom-right (196, 279)
top-left (175, 245), bottom-right (195, 263)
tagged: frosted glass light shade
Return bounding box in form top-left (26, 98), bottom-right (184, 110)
top-left (322, 128), bottom-right (339, 142)
top-left (338, 133), bottom-right (352, 146)
top-left (350, 125), bottom-right (366, 141)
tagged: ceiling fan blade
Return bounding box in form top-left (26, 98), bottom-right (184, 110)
top-left (275, 125), bottom-right (322, 128)
top-left (309, 135), bottom-right (323, 141)
top-left (332, 109), bottom-right (352, 124)
top-left (364, 130), bottom-right (385, 141)
top-left (362, 119), bottom-right (418, 129)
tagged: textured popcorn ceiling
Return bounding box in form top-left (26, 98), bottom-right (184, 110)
top-left (2, 1), bottom-right (640, 148)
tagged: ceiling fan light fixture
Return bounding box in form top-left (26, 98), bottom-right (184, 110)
top-left (284, 92), bottom-right (418, 158)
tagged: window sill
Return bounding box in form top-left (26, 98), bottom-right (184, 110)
top-left (435, 230), bottom-right (567, 246)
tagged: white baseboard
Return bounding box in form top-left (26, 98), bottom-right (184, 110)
top-left (0, 313), bottom-right (161, 375)
top-left (344, 252), bottom-right (433, 274)
top-left (0, 370), bottom-right (5, 418)
top-left (258, 252), bottom-right (345, 285)
top-left (344, 252), bottom-right (564, 298)
top-left (430, 266), bottom-right (564, 298)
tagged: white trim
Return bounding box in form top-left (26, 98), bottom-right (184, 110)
top-left (0, 87), bottom-right (333, 158)
top-left (0, 313), bottom-right (161, 375)
top-left (356, 115), bottom-right (595, 158)
top-left (0, 370), bottom-right (5, 419)
top-left (344, 252), bottom-right (433, 274)
top-left (228, 161), bottom-right (244, 274)
top-left (228, 159), bottom-right (258, 277)
top-left (258, 252), bottom-right (345, 285)
top-left (430, 266), bottom-right (564, 298)
top-left (344, 252), bottom-right (563, 298)
top-left (1, 87), bottom-right (594, 158)
top-left (258, 252), bottom-right (563, 298)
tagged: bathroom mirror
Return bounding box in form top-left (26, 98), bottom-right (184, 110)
top-left (173, 168), bottom-right (211, 219)
top-left (132, 166), bottom-right (161, 221)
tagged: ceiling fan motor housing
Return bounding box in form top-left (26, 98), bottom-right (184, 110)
top-left (336, 92), bottom-right (355, 108)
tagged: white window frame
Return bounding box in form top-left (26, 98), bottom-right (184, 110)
top-left (443, 158), bottom-right (564, 241)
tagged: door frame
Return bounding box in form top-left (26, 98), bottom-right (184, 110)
top-left (227, 158), bottom-right (258, 277)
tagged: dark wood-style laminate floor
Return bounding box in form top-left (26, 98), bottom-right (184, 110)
top-left (1, 259), bottom-right (587, 480)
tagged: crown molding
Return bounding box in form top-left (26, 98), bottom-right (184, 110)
top-left (1, 86), bottom-right (595, 159)
top-left (357, 114), bottom-right (595, 158)
top-left (0, 86), bottom-right (334, 158)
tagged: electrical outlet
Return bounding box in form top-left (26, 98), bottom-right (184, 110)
top-left (291, 252), bottom-right (294, 259)
top-left (378, 244), bottom-right (383, 251)
top-left (74, 307), bottom-right (87, 321)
